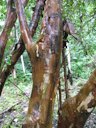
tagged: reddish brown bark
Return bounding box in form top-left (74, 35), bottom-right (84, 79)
top-left (0, 0), bottom-right (45, 95)
top-left (0, 0), bottom-right (28, 67)
top-left (14, 0), bottom-right (62, 127)
top-left (58, 69), bottom-right (96, 128)
top-left (38, 1), bottom-right (62, 126)
top-left (1, 1), bottom-right (96, 128)
top-left (14, 0), bottom-right (33, 52)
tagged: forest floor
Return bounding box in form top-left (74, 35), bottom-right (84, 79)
top-left (0, 79), bottom-right (96, 128)
top-left (0, 81), bottom-right (30, 128)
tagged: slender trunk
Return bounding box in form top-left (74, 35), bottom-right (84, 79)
top-left (66, 42), bottom-right (73, 85)
top-left (0, 0), bottom-right (28, 67)
top-left (62, 45), bottom-right (69, 99)
top-left (62, 32), bottom-right (70, 99)
top-left (58, 80), bottom-right (62, 108)
top-left (0, 0), bottom-right (45, 95)
top-left (21, 55), bottom-right (26, 73)
top-left (22, 0), bottom-right (62, 127)
top-left (14, 25), bottom-right (26, 73)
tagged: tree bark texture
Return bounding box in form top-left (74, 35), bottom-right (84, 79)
top-left (0, 0), bottom-right (28, 67)
top-left (1, 0), bottom-right (96, 128)
top-left (14, 0), bottom-right (62, 127)
top-left (0, 0), bottom-right (45, 95)
top-left (58, 69), bottom-right (96, 128)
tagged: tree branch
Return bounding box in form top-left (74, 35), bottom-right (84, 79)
top-left (0, 0), bottom-right (28, 67)
top-left (14, 0), bottom-right (33, 52)
top-left (0, 0), bottom-right (46, 95)
top-left (24, 0), bottom-right (62, 127)
top-left (58, 69), bottom-right (96, 128)
top-left (0, 101), bottom-right (21, 115)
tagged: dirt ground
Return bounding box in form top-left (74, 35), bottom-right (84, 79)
top-left (0, 82), bottom-right (96, 128)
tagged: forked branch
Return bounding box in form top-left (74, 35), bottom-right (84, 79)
top-left (0, 0), bottom-right (28, 67)
top-left (0, 0), bottom-right (46, 95)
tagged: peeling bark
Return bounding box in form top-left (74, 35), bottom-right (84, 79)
top-left (58, 69), bottom-right (96, 128)
top-left (1, 0), bottom-right (96, 128)
top-left (0, 0), bottom-right (45, 95)
top-left (20, 0), bottom-right (63, 127)
top-left (14, 0), bottom-right (62, 127)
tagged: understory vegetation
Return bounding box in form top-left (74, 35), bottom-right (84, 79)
top-left (0, 0), bottom-right (96, 127)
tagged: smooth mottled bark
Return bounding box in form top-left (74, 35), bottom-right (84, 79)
top-left (0, 0), bottom-right (28, 67)
top-left (38, 1), bottom-right (62, 127)
top-left (14, 0), bottom-right (62, 127)
top-left (1, 0), bottom-right (96, 128)
top-left (58, 69), bottom-right (96, 128)
top-left (0, 0), bottom-right (45, 95)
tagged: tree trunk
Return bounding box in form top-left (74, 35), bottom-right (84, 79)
top-left (0, 0), bottom-right (28, 67)
top-left (14, 0), bottom-right (62, 127)
top-left (0, 0), bottom-right (45, 95)
top-left (58, 69), bottom-right (96, 128)
top-left (1, 0), bottom-right (96, 128)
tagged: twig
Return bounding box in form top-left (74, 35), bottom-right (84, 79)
top-left (58, 80), bottom-right (62, 108)
top-left (8, 79), bottom-right (30, 99)
top-left (62, 46), bottom-right (69, 99)
top-left (0, 101), bottom-right (21, 115)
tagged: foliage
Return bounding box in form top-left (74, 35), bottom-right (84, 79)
top-left (0, 0), bottom-right (95, 90)
top-left (62, 0), bottom-right (96, 79)
top-left (0, 0), bottom-right (96, 127)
